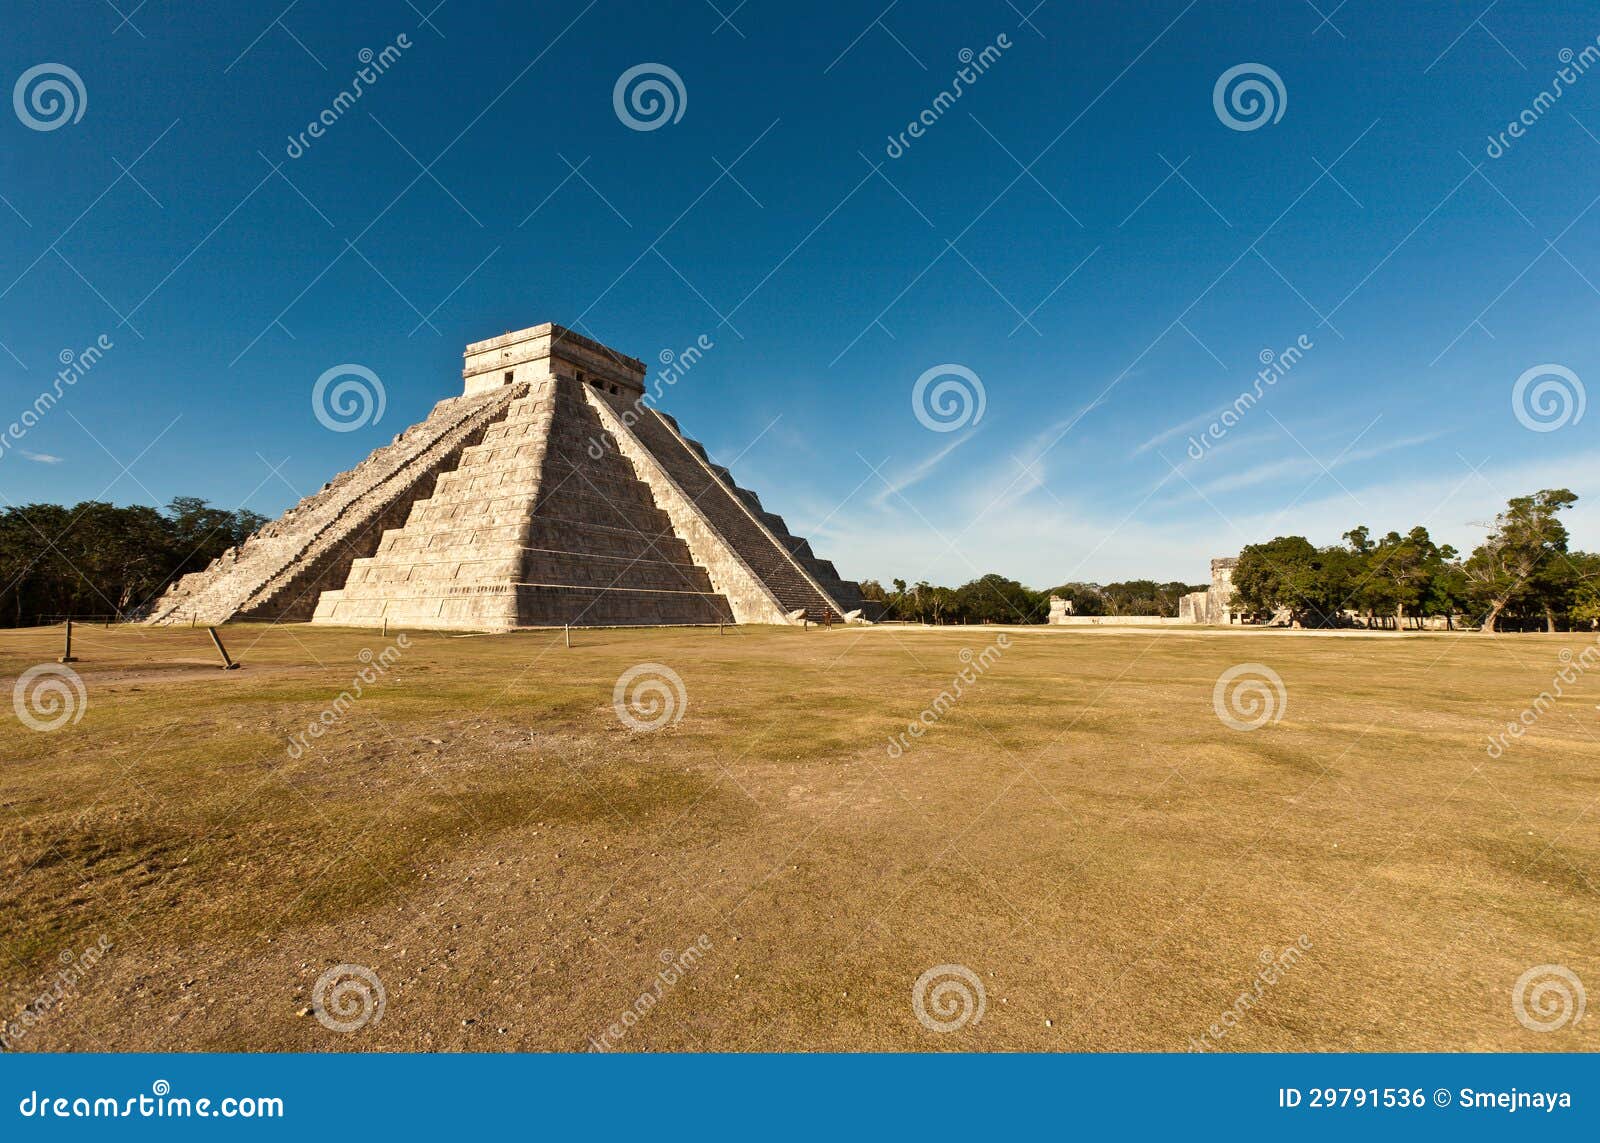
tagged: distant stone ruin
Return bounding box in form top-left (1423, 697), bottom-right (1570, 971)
top-left (1043, 557), bottom-right (1241, 627)
top-left (148, 323), bottom-right (865, 630)
top-left (1179, 557), bottom-right (1238, 625)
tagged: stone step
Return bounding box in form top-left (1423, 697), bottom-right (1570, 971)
top-left (316, 582), bottom-right (733, 628)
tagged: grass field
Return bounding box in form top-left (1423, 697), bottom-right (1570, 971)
top-left (1, 620), bottom-right (1595, 1052)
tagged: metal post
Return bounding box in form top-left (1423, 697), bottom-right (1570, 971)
top-left (207, 626), bottom-right (241, 670)
top-left (59, 618), bottom-right (77, 664)
top-left (382, 616), bottom-right (388, 638)
top-left (565, 625), bottom-right (571, 648)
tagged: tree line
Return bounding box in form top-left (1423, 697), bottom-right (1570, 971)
top-left (859, 574), bottom-right (1205, 625)
top-left (863, 488), bottom-right (1597, 632)
top-left (3, 487), bottom-right (1589, 632)
top-left (1233, 489), bottom-right (1597, 632)
top-left (0, 498), bottom-right (267, 626)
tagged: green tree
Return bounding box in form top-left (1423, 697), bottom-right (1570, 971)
top-left (1464, 489), bottom-right (1577, 633)
top-left (0, 497), bottom-right (270, 625)
top-left (1423, 559), bottom-right (1471, 629)
top-left (1563, 552), bottom-right (1600, 627)
top-left (1340, 526), bottom-right (1385, 627)
top-left (0, 503), bottom-right (71, 625)
top-left (1232, 536), bottom-right (1347, 626)
top-left (1367, 526), bottom-right (1453, 629)
top-left (952, 574), bottom-right (1047, 623)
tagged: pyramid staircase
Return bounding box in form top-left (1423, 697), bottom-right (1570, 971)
top-left (145, 386), bottom-right (518, 625)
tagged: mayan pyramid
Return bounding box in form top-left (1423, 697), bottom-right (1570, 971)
top-left (146, 324), bottom-right (865, 630)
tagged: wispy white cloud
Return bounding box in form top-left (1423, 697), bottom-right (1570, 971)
top-left (21, 450), bottom-right (63, 464)
top-left (869, 428), bottom-right (981, 507)
top-left (1130, 404), bottom-right (1228, 456)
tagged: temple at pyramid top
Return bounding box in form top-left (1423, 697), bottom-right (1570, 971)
top-left (147, 323), bottom-right (866, 631)
top-left (462, 323), bottom-right (648, 398)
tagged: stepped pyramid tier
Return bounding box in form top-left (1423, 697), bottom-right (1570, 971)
top-left (150, 323), bottom-right (866, 631)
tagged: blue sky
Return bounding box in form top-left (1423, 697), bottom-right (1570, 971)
top-left (3, 0), bottom-right (1598, 587)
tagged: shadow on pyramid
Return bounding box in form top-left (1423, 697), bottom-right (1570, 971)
top-left (147, 324), bottom-right (866, 630)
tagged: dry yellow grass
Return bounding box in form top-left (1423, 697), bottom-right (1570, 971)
top-left (0, 620), bottom-right (1595, 1052)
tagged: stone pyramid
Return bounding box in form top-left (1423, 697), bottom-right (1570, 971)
top-left (147, 324), bottom-right (865, 630)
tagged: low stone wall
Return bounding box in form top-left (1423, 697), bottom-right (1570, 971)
top-left (1049, 615), bottom-right (1189, 626)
